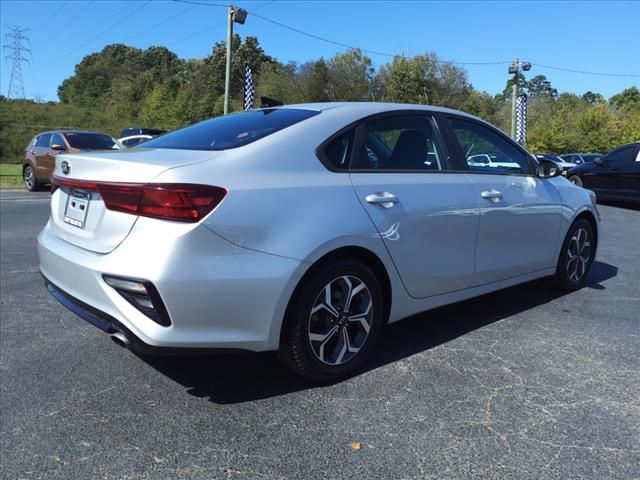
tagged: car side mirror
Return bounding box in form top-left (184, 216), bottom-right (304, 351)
top-left (536, 158), bottom-right (562, 179)
top-left (51, 144), bottom-right (66, 151)
top-left (594, 157), bottom-right (606, 166)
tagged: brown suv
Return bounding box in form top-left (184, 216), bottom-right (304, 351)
top-left (23, 130), bottom-right (121, 191)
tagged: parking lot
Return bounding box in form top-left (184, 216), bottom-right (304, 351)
top-left (0, 189), bottom-right (638, 480)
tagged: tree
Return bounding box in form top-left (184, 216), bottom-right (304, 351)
top-left (582, 91), bottom-right (604, 105)
top-left (326, 49), bottom-right (375, 101)
top-left (527, 75), bottom-right (558, 99)
top-left (610, 87), bottom-right (640, 110)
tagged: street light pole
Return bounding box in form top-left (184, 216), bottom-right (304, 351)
top-left (508, 59), bottom-right (531, 140)
top-left (224, 5), bottom-right (234, 115)
top-left (223, 5), bottom-right (248, 115)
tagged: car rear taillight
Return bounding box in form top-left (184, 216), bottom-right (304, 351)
top-left (52, 176), bottom-right (227, 223)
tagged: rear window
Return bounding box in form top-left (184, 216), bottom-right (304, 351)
top-left (141, 108), bottom-right (320, 151)
top-left (65, 132), bottom-right (120, 150)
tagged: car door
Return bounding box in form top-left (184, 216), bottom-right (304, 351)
top-left (445, 117), bottom-right (562, 285)
top-left (40, 132), bottom-right (66, 179)
top-left (599, 145), bottom-right (640, 200)
top-left (347, 113), bottom-right (479, 299)
top-left (33, 133), bottom-right (52, 180)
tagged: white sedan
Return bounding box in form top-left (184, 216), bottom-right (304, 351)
top-left (38, 103), bottom-right (599, 382)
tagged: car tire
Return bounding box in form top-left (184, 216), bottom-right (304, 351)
top-left (278, 258), bottom-right (385, 383)
top-left (23, 165), bottom-right (39, 192)
top-left (550, 218), bottom-right (595, 291)
top-left (569, 175), bottom-right (583, 187)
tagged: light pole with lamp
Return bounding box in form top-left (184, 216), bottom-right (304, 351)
top-left (509, 59), bottom-right (531, 140)
top-left (224, 5), bottom-right (248, 115)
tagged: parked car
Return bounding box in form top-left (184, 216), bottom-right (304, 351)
top-left (39, 103), bottom-right (599, 382)
top-left (534, 154), bottom-right (575, 175)
top-left (118, 134), bottom-right (153, 147)
top-left (119, 127), bottom-right (166, 138)
top-left (561, 153), bottom-right (602, 164)
top-left (567, 142), bottom-right (640, 205)
top-left (23, 131), bottom-right (122, 191)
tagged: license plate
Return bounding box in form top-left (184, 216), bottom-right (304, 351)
top-left (64, 191), bottom-right (90, 229)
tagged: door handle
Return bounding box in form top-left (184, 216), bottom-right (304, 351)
top-left (481, 189), bottom-right (503, 202)
top-left (46, 152), bottom-right (52, 157)
top-left (30, 150), bottom-right (36, 155)
top-left (365, 192), bottom-right (399, 208)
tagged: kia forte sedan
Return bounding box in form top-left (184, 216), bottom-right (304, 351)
top-left (38, 103), bottom-right (599, 382)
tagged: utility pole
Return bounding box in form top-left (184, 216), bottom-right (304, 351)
top-left (508, 59), bottom-right (531, 140)
top-left (3, 26), bottom-right (31, 99)
top-left (223, 5), bottom-right (248, 115)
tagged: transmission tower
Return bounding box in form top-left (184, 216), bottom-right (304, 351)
top-left (3, 26), bottom-right (31, 99)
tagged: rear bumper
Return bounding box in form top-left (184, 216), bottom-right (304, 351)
top-left (43, 275), bottom-right (243, 355)
top-left (38, 217), bottom-right (304, 352)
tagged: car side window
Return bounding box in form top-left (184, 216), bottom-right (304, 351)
top-left (351, 115), bottom-right (446, 171)
top-left (449, 118), bottom-right (530, 174)
top-left (321, 129), bottom-right (355, 170)
top-left (51, 133), bottom-right (65, 147)
top-left (607, 146), bottom-right (638, 163)
top-left (35, 134), bottom-right (52, 148)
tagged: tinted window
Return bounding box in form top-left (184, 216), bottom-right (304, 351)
top-left (582, 154), bottom-right (601, 162)
top-left (607, 146), bottom-right (638, 163)
top-left (35, 134), bottom-right (52, 148)
top-left (64, 132), bottom-right (119, 150)
top-left (123, 137), bottom-right (148, 147)
top-left (351, 115), bottom-right (447, 171)
top-left (322, 130), bottom-right (354, 170)
top-left (449, 118), bottom-right (530, 174)
top-left (141, 109), bottom-right (320, 151)
top-left (51, 133), bottom-right (65, 147)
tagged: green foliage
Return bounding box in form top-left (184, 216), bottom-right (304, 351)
top-left (1, 39), bottom-right (637, 164)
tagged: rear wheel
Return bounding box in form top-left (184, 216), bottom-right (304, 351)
top-left (23, 165), bottom-right (39, 192)
top-left (278, 258), bottom-right (385, 383)
top-left (551, 218), bottom-right (595, 291)
top-left (568, 175), bottom-right (583, 187)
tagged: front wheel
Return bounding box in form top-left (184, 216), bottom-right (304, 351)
top-left (23, 165), bottom-right (39, 192)
top-left (569, 175), bottom-right (583, 187)
top-left (551, 218), bottom-right (595, 291)
top-left (278, 258), bottom-right (385, 383)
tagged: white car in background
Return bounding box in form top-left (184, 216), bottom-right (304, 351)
top-left (38, 103), bottom-right (600, 382)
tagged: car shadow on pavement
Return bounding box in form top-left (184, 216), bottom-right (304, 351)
top-left (139, 261), bottom-right (617, 405)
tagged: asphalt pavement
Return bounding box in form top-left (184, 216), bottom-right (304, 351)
top-left (1, 189), bottom-right (638, 479)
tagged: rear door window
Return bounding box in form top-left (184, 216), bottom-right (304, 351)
top-left (351, 115), bottom-right (447, 171)
top-left (141, 108), bottom-right (320, 151)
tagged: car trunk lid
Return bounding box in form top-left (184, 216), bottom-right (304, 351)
top-left (49, 148), bottom-right (218, 253)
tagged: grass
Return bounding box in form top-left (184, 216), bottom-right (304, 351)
top-left (0, 164), bottom-right (23, 188)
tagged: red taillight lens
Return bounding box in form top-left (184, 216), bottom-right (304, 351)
top-left (52, 176), bottom-right (227, 223)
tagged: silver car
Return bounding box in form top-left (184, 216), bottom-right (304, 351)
top-left (38, 103), bottom-right (599, 382)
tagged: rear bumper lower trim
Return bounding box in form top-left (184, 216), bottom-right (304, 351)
top-left (43, 274), bottom-right (246, 356)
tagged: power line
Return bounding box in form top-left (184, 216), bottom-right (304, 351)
top-left (171, 0), bottom-right (640, 76)
top-left (533, 63), bottom-right (640, 78)
top-left (35, 1), bottom-right (94, 48)
top-left (167, 0), bottom-right (274, 47)
top-left (122, 4), bottom-right (198, 43)
top-left (3, 26), bottom-right (31, 99)
top-left (41, 1), bottom-right (152, 68)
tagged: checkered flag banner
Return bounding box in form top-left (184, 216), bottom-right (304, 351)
top-left (243, 64), bottom-right (255, 111)
top-left (515, 93), bottom-right (527, 145)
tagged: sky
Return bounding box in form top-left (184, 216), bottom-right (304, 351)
top-left (1, 0), bottom-right (639, 102)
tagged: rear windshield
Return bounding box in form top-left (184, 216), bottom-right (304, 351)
top-left (65, 132), bottom-right (120, 150)
top-left (140, 108), bottom-right (320, 151)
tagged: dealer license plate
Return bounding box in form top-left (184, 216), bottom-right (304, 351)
top-left (64, 191), bottom-right (90, 229)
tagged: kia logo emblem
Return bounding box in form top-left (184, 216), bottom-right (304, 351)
top-left (61, 161), bottom-right (70, 175)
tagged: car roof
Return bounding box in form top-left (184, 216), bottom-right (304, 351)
top-left (257, 101), bottom-right (487, 123)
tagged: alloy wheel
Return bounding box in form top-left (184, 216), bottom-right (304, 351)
top-left (24, 167), bottom-right (35, 190)
top-left (307, 275), bottom-right (373, 366)
top-left (566, 227), bottom-right (591, 282)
